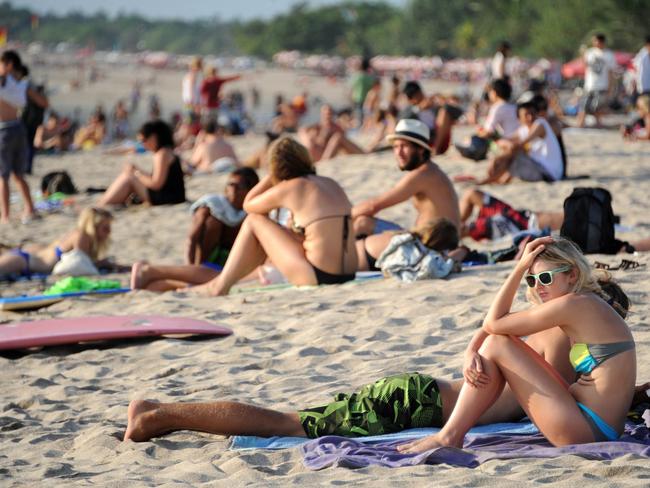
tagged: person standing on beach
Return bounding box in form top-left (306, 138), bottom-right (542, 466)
top-left (200, 66), bottom-right (241, 122)
top-left (632, 36), bottom-right (650, 97)
top-left (350, 57), bottom-right (376, 127)
top-left (576, 33), bottom-right (617, 128)
top-left (352, 118), bottom-right (460, 236)
top-left (0, 50), bottom-right (36, 224)
top-left (182, 57), bottom-right (203, 120)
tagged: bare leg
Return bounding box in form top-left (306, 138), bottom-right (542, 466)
top-left (124, 399), bottom-right (305, 442)
top-left (535, 211), bottom-right (564, 231)
top-left (576, 109), bottom-right (586, 128)
top-left (478, 153), bottom-right (513, 185)
top-left (98, 170), bottom-right (150, 206)
top-left (12, 174), bottom-right (35, 218)
top-left (0, 253), bottom-right (28, 275)
top-left (459, 188), bottom-right (485, 223)
top-left (398, 335), bottom-right (594, 453)
top-left (186, 208), bottom-right (225, 265)
top-left (628, 237), bottom-right (650, 252)
top-left (433, 108), bottom-right (453, 155)
top-left (193, 214), bottom-right (317, 296)
top-left (131, 262), bottom-right (219, 290)
top-left (0, 177), bottom-right (9, 223)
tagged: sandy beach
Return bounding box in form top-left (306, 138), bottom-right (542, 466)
top-left (1, 66), bottom-right (649, 486)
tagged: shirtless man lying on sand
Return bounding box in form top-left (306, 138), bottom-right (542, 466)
top-left (353, 118), bottom-right (460, 236)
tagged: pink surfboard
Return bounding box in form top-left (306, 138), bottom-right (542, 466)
top-left (0, 315), bottom-right (232, 350)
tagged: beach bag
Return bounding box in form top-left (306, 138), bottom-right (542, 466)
top-left (41, 171), bottom-right (78, 196)
top-left (560, 187), bottom-right (618, 254)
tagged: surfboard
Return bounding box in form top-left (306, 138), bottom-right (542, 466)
top-left (0, 314), bottom-right (232, 350)
top-left (0, 288), bottom-right (131, 312)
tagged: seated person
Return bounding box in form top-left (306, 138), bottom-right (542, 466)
top-left (475, 100), bottom-right (563, 185)
top-left (34, 111), bottom-right (73, 152)
top-left (298, 104), bottom-right (364, 162)
top-left (353, 119), bottom-right (460, 236)
top-left (186, 167), bottom-right (259, 266)
top-left (622, 94), bottom-right (650, 141)
top-left (98, 120), bottom-right (186, 207)
top-left (133, 137), bottom-right (358, 295)
top-left (124, 277), bottom-right (645, 442)
top-left (455, 79), bottom-right (518, 161)
top-left (356, 218), bottom-right (459, 272)
top-left (185, 119), bottom-right (239, 173)
top-left (399, 81), bottom-right (463, 155)
top-left (367, 106), bottom-right (398, 152)
top-left (0, 207), bottom-right (115, 277)
top-left (73, 111), bottom-right (107, 149)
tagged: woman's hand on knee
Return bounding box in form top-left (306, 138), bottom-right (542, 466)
top-left (463, 351), bottom-right (490, 388)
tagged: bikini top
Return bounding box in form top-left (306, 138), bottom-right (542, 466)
top-left (291, 214), bottom-right (351, 274)
top-left (569, 341), bottom-right (635, 374)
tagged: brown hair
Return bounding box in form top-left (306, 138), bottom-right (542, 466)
top-left (268, 137), bottom-right (315, 184)
top-left (412, 218), bottom-right (459, 252)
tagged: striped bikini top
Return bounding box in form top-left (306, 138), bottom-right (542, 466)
top-left (569, 341), bottom-right (635, 374)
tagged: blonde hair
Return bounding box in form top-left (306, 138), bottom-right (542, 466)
top-left (526, 236), bottom-right (628, 317)
top-left (267, 137), bottom-right (315, 184)
top-left (637, 95), bottom-right (650, 116)
top-left (77, 207), bottom-right (113, 260)
top-left (411, 218), bottom-right (459, 252)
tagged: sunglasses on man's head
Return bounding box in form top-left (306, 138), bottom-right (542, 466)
top-left (525, 265), bottom-right (571, 288)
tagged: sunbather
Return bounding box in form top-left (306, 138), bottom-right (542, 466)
top-left (123, 274), bottom-right (642, 442)
top-left (399, 237), bottom-right (637, 452)
top-left (0, 207), bottom-right (114, 277)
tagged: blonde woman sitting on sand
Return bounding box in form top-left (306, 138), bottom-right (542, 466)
top-left (398, 236), bottom-right (636, 453)
top-left (0, 207), bottom-right (114, 277)
top-left (123, 269), bottom-right (646, 442)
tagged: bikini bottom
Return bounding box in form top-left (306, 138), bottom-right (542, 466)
top-left (311, 264), bottom-right (355, 285)
top-left (577, 402), bottom-right (619, 442)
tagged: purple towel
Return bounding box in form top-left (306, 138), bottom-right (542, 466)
top-left (301, 422), bottom-right (650, 470)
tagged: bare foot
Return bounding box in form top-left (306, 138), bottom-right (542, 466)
top-left (130, 261), bottom-right (147, 290)
top-left (396, 433), bottom-right (463, 454)
top-left (187, 280), bottom-right (225, 296)
top-left (124, 399), bottom-right (166, 442)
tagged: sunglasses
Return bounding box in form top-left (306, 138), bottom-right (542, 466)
top-left (226, 181), bottom-right (247, 190)
top-left (525, 265), bottom-right (571, 288)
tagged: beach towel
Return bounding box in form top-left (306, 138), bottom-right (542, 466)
top-left (230, 421), bottom-right (539, 450)
top-left (44, 276), bottom-right (123, 295)
top-left (376, 234), bottom-right (455, 282)
top-left (300, 421), bottom-right (650, 470)
top-left (189, 194), bottom-right (246, 227)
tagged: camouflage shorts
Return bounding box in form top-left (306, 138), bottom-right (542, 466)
top-left (298, 373), bottom-right (443, 438)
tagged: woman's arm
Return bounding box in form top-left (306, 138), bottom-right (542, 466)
top-left (135, 150), bottom-right (172, 190)
top-left (242, 175), bottom-right (288, 214)
top-left (482, 236), bottom-right (553, 335)
top-left (513, 121), bottom-right (545, 150)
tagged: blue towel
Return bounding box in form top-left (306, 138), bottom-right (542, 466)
top-left (229, 421), bottom-right (539, 450)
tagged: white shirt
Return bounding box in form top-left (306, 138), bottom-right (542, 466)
top-left (633, 47), bottom-right (650, 93)
top-left (491, 52), bottom-right (507, 79)
top-left (0, 74), bottom-right (27, 109)
top-left (584, 47), bottom-right (616, 92)
top-left (483, 101), bottom-right (519, 137)
top-left (182, 72), bottom-right (202, 106)
top-left (517, 117), bottom-right (563, 181)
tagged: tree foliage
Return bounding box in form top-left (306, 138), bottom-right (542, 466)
top-left (1, 0), bottom-right (648, 60)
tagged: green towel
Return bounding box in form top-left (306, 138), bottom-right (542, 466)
top-left (44, 277), bottom-right (123, 295)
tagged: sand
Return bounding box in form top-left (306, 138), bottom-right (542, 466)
top-left (1, 65), bottom-right (649, 486)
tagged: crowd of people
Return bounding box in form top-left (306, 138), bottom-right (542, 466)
top-left (1, 40), bottom-right (649, 458)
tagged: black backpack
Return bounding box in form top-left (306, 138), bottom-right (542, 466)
top-left (560, 187), bottom-right (619, 254)
top-left (41, 171), bottom-right (78, 196)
